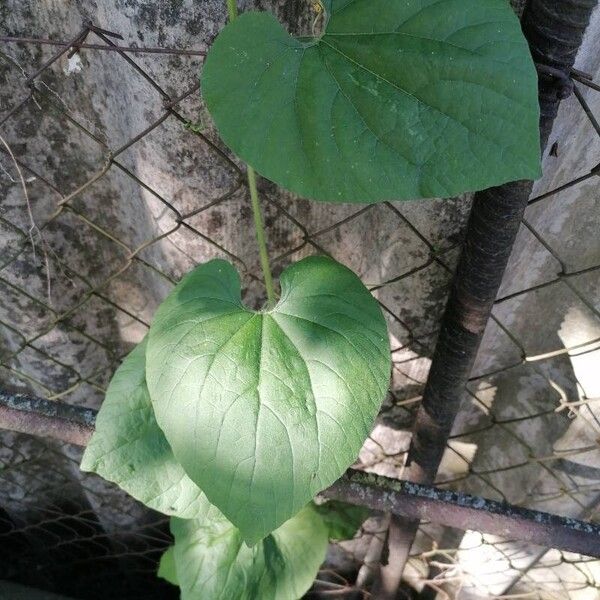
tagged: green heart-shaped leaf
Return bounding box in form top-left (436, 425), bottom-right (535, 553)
top-left (201, 0), bottom-right (540, 203)
top-left (157, 547), bottom-right (178, 586)
top-left (146, 256), bottom-right (390, 544)
top-left (80, 338), bottom-right (206, 519)
top-left (168, 502), bottom-right (328, 600)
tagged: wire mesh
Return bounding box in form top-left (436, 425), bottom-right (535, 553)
top-left (0, 4), bottom-right (599, 599)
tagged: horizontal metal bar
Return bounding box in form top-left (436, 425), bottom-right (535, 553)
top-left (326, 472), bottom-right (600, 559)
top-left (1, 390), bottom-right (599, 557)
top-left (0, 391), bottom-right (94, 446)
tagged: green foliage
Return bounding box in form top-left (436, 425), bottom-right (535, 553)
top-left (315, 500), bottom-right (370, 541)
top-left (83, 339), bottom-right (330, 596)
top-left (83, 284), bottom-right (372, 597)
top-left (80, 339), bottom-right (205, 519)
top-left (81, 0), bottom-right (543, 594)
top-left (157, 547), bottom-right (178, 586)
top-left (156, 500), bottom-right (365, 597)
top-left (183, 119), bottom-right (205, 134)
top-left (167, 503), bottom-right (328, 600)
top-left (201, 0), bottom-right (540, 203)
top-left (146, 256), bottom-right (390, 544)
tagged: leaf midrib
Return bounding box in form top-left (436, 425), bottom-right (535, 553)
top-left (323, 29), bottom-right (507, 62)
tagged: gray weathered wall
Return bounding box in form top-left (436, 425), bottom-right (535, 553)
top-left (1, 1), bottom-right (599, 597)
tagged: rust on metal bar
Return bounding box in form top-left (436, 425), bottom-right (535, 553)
top-left (326, 472), bottom-right (600, 560)
top-left (1, 391), bottom-right (599, 558)
top-left (0, 391), bottom-right (94, 447)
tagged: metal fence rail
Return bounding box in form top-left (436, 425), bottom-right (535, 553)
top-left (1, 2), bottom-right (600, 599)
top-left (3, 390), bottom-right (600, 559)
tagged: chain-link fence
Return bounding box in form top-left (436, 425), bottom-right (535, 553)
top-left (1, 2), bottom-right (599, 599)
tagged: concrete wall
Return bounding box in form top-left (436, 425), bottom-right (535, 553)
top-left (1, 1), bottom-right (599, 597)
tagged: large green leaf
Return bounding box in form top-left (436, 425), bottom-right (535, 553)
top-left (157, 547), bottom-right (178, 586)
top-left (170, 502), bottom-right (328, 600)
top-left (201, 0), bottom-right (540, 203)
top-left (80, 339), bottom-right (206, 519)
top-left (146, 256), bottom-right (390, 544)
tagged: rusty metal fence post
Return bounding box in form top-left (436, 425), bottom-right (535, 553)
top-left (374, 1), bottom-right (600, 597)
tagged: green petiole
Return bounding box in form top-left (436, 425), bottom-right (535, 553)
top-left (225, 0), bottom-right (275, 306)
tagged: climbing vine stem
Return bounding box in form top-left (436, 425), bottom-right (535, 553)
top-left (225, 0), bottom-right (275, 306)
top-left (226, 0), bottom-right (238, 21)
top-left (247, 166), bottom-right (276, 306)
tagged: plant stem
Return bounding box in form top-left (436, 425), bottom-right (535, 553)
top-left (226, 0), bottom-right (238, 21)
top-left (247, 166), bottom-right (276, 306)
top-left (225, 0), bottom-right (275, 306)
